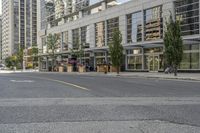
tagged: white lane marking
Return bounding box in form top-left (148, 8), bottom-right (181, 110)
top-left (10, 80), bottom-right (35, 83)
top-left (27, 76), bottom-right (90, 91)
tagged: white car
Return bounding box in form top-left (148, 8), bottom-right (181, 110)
top-left (0, 64), bottom-right (6, 70)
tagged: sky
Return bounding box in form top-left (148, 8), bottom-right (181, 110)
top-left (0, 0), bottom-right (130, 15)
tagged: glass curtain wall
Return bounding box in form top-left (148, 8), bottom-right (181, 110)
top-left (55, 33), bottom-right (62, 53)
top-left (144, 6), bottom-right (163, 41)
top-left (40, 0), bottom-right (47, 30)
top-left (72, 28), bottom-right (80, 50)
top-left (180, 44), bottom-right (200, 69)
top-left (81, 26), bottom-right (90, 48)
top-left (63, 31), bottom-right (68, 51)
top-left (95, 52), bottom-right (106, 65)
top-left (107, 17), bottom-right (119, 44)
top-left (95, 21), bottom-right (105, 47)
top-left (127, 12), bottom-right (142, 43)
top-left (175, 0), bottom-right (199, 36)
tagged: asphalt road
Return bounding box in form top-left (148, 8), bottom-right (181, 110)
top-left (0, 72), bottom-right (200, 133)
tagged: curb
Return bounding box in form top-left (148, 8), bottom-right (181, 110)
top-left (3, 71), bottom-right (200, 81)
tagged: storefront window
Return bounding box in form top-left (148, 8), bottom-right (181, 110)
top-left (180, 52), bottom-right (200, 69)
top-left (191, 53), bottom-right (199, 69)
top-left (95, 52), bottom-right (106, 65)
top-left (144, 47), bottom-right (163, 53)
top-left (184, 44), bottom-right (199, 50)
top-left (144, 6), bottom-right (163, 41)
top-left (126, 48), bottom-right (142, 55)
top-left (127, 56), bottom-right (142, 70)
top-left (180, 53), bottom-right (192, 69)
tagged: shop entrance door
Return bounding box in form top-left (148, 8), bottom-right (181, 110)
top-left (149, 55), bottom-right (159, 72)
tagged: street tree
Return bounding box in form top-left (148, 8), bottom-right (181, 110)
top-left (16, 44), bottom-right (24, 69)
top-left (164, 15), bottom-right (183, 76)
top-left (109, 29), bottom-right (123, 74)
top-left (70, 39), bottom-right (84, 65)
top-left (31, 43), bottom-right (39, 69)
top-left (47, 33), bottom-right (60, 71)
top-left (5, 55), bottom-right (18, 69)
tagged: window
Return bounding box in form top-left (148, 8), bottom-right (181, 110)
top-left (63, 31), bottom-right (68, 51)
top-left (144, 6), bottom-right (163, 41)
top-left (81, 26), bottom-right (90, 48)
top-left (175, 0), bottom-right (199, 35)
top-left (107, 17), bottom-right (119, 44)
top-left (95, 21), bottom-right (105, 47)
top-left (54, 33), bottom-right (61, 53)
top-left (127, 12), bottom-right (142, 43)
top-left (180, 44), bottom-right (200, 69)
top-left (127, 56), bottom-right (143, 70)
top-left (72, 28), bottom-right (80, 50)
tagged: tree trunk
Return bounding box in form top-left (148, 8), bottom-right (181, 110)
top-left (174, 65), bottom-right (177, 76)
top-left (51, 57), bottom-right (54, 72)
top-left (117, 66), bottom-right (120, 75)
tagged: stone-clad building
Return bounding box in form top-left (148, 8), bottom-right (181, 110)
top-left (37, 0), bottom-right (200, 72)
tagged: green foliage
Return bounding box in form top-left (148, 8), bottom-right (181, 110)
top-left (164, 15), bottom-right (183, 76)
top-left (17, 45), bottom-right (24, 68)
top-left (70, 40), bottom-right (85, 64)
top-left (31, 44), bottom-right (39, 69)
top-left (47, 33), bottom-right (60, 54)
top-left (46, 33), bottom-right (60, 71)
top-left (5, 55), bottom-right (18, 69)
top-left (108, 29), bottom-right (123, 74)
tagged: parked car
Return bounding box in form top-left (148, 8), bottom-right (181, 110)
top-left (0, 64), bottom-right (6, 70)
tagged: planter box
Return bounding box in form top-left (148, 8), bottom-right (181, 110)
top-left (78, 65), bottom-right (86, 73)
top-left (97, 64), bottom-right (108, 72)
top-left (110, 66), bottom-right (120, 72)
top-left (67, 64), bottom-right (73, 72)
top-left (59, 66), bottom-right (64, 72)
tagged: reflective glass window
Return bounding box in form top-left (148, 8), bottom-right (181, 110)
top-left (144, 6), bottom-right (163, 41)
top-left (127, 12), bottom-right (142, 43)
top-left (175, 0), bottom-right (199, 35)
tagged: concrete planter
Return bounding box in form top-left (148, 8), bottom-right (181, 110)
top-left (110, 66), bottom-right (120, 72)
top-left (67, 64), bottom-right (73, 72)
top-left (78, 65), bottom-right (86, 73)
top-left (97, 64), bottom-right (108, 72)
top-left (58, 66), bottom-right (64, 72)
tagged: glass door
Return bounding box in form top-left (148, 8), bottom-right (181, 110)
top-left (149, 55), bottom-right (159, 71)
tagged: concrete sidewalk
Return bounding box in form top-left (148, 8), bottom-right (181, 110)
top-left (0, 69), bottom-right (39, 73)
top-left (66, 72), bottom-right (200, 81)
top-left (1, 70), bottom-right (200, 81)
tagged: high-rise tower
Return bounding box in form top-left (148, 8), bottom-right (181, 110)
top-left (1, 0), bottom-right (37, 60)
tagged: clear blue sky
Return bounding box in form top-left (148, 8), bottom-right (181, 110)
top-left (0, 0), bottom-right (130, 15)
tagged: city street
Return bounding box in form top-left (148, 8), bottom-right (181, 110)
top-left (0, 72), bottom-right (200, 132)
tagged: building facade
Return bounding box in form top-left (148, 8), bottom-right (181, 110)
top-left (1, 0), bottom-right (37, 60)
top-left (38, 0), bottom-right (200, 72)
